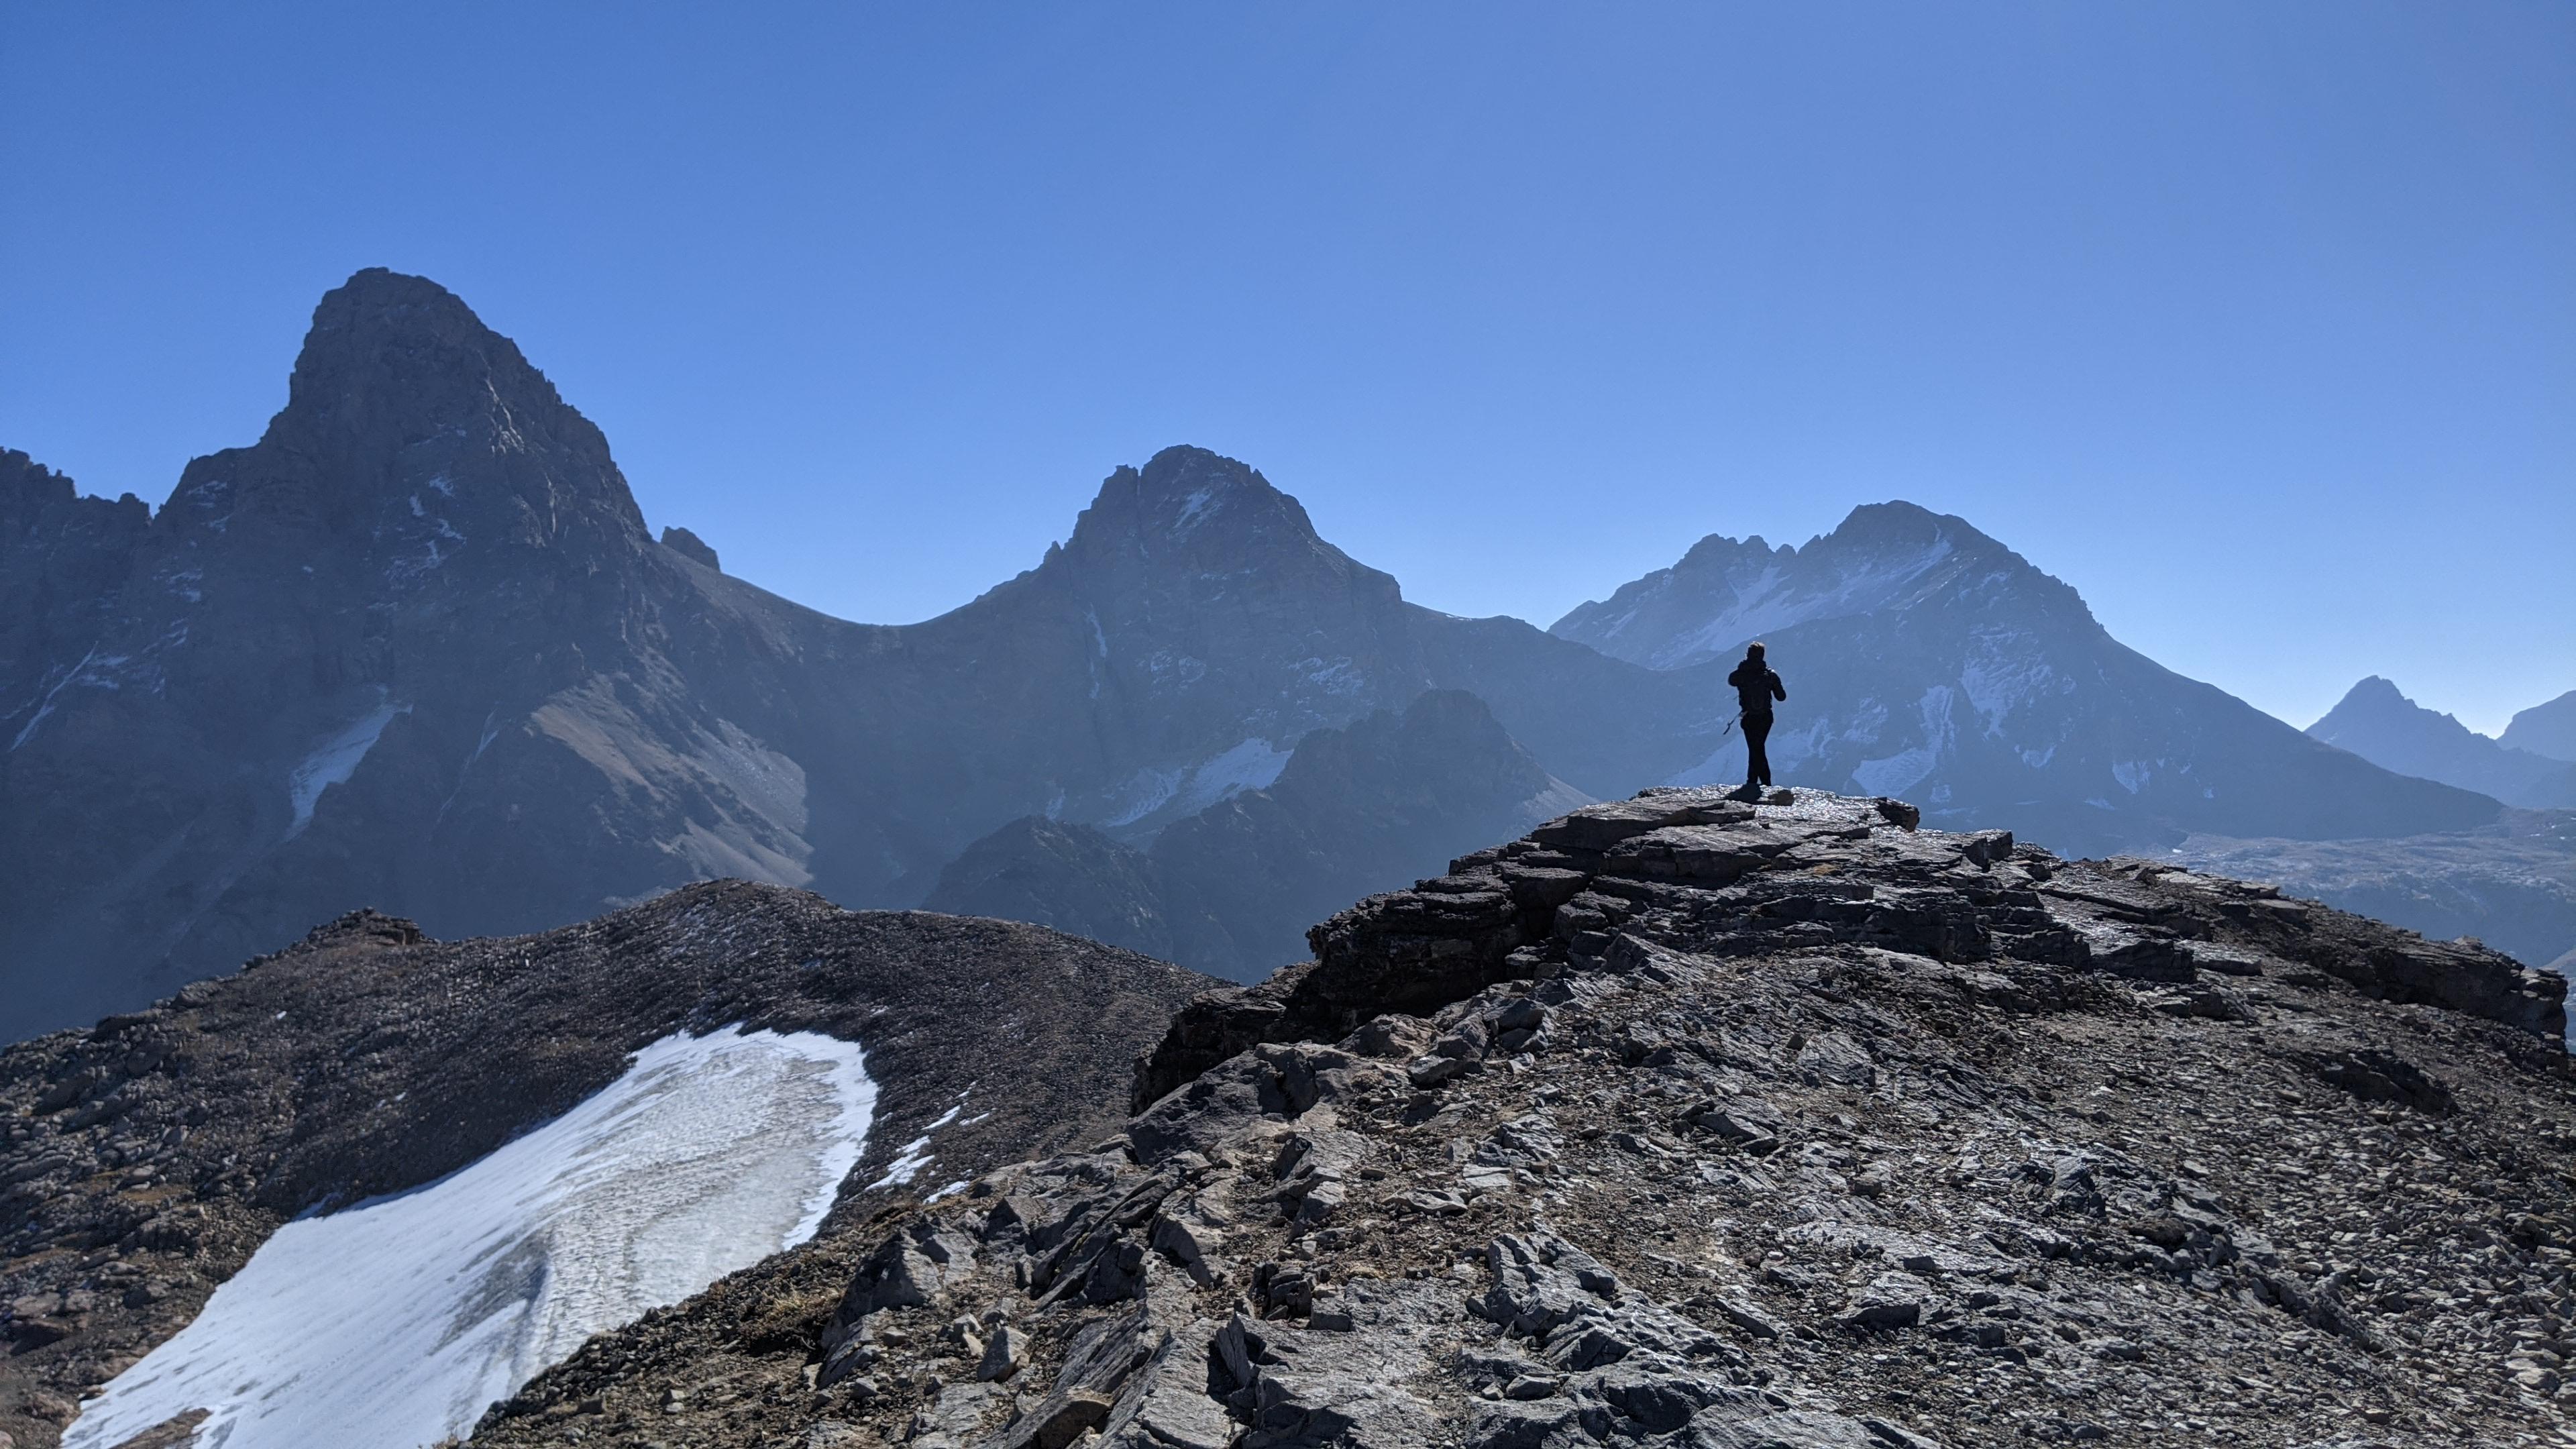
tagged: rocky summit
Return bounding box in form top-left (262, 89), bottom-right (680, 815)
top-left (429, 789), bottom-right (2569, 1449)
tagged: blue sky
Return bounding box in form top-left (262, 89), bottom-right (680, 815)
top-left (3, 3), bottom-right (2569, 733)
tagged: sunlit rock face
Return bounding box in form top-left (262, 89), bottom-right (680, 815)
top-left (64, 1027), bottom-right (875, 1449)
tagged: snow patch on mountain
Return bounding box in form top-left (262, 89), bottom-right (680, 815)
top-left (1851, 687), bottom-right (1958, 798)
top-left (285, 696), bottom-right (409, 838)
top-left (1098, 737), bottom-right (1291, 828)
top-left (64, 1026), bottom-right (875, 1449)
top-left (1958, 637), bottom-right (2057, 735)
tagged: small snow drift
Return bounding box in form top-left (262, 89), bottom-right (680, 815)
top-left (65, 1026), bottom-right (877, 1449)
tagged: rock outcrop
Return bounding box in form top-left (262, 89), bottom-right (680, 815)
top-left (460, 792), bottom-right (2573, 1448)
top-left (2175, 808), bottom-right (2576, 992)
top-left (0, 883), bottom-right (1210, 1447)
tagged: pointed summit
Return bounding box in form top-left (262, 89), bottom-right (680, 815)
top-left (1060, 445), bottom-right (1339, 572)
top-left (162, 270), bottom-right (645, 553)
top-left (2308, 677), bottom-right (2576, 808)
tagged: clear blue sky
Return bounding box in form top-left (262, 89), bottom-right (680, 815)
top-left (4, 3), bottom-right (2569, 733)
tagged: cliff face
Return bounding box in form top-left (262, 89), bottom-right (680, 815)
top-left (451, 790), bottom-right (2565, 1449)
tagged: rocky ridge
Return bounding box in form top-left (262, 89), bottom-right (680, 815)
top-left (464, 790), bottom-right (2572, 1448)
top-left (2504, 692), bottom-right (2576, 765)
top-left (0, 883), bottom-right (1209, 1449)
top-left (2307, 678), bottom-right (2576, 811)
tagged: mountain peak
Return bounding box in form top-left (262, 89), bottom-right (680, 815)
top-left (161, 270), bottom-right (645, 551)
top-left (2330, 676), bottom-right (2413, 712)
top-left (1552, 498), bottom-right (2074, 669)
top-left (1057, 445), bottom-right (1357, 582)
top-left (2308, 676), bottom-right (2576, 808)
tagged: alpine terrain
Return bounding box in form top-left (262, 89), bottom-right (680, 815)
top-left (0, 883), bottom-right (1210, 1448)
top-left (426, 789), bottom-right (2569, 1448)
top-left (0, 268), bottom-right (2520, 1047)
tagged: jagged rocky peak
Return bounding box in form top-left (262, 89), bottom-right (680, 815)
top-left (1055, 445), bottom-right (1372, 582)
top-left (0, 447), bottom-right (149, 549)
top-left (660, 525), bottom-right (722, 572)
top-left (1552, 499), bottom-right (2083, 672)
top-left (160, 266), bottom-right (646, 555)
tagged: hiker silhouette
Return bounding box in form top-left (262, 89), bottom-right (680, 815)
top-left (1726, 643), bottom-right (1787, 788)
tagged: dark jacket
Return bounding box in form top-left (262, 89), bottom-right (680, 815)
top-left (1727, 659), bottom-right (1786, 717)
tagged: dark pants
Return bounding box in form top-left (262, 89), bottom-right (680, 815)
top-left (1742, 710), bottom-right (1774, 786)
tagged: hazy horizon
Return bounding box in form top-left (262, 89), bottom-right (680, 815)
top-left (4, 4), bottom-right (2568, 733)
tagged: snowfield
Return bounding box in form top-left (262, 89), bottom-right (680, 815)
top-left (64, 1026), bottom-right (877, 1449)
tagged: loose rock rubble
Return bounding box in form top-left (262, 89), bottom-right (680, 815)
top-left (468, 789), bottom-right (2575, 1448)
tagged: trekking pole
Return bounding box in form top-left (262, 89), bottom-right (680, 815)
top-left (1718, 710), bottom-right (1741, 740)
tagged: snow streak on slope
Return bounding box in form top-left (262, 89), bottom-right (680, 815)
top-left (284, 696), bottom-right (408, 839)
top-left (66, 1026), bottom-right (877, 1449)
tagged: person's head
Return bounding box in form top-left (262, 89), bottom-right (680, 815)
top-left (1746, 641), bottom-right (1766, 661)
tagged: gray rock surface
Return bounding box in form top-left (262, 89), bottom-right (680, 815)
top-left (461, 791), bottom-right (2572, 1448)
top-left (2174, 808), bottom-right (2576, 996)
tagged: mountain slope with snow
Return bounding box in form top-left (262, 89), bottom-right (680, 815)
top-left (65, 1028), bottom-right (875, 1449)
top-left (1550, 504), bottom-right (2502, 854)
top-left (0, 883), bottom-right (1207, 1449)
top-left (0, 270), bottom-right (2508, 1036)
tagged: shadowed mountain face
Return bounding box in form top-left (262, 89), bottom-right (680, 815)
top-left (925, 690), bottom-right (1590, 981)
top-left (1550, 506), bottom-right (2502, 853)
top-left (2504, 689), bottom-right (2576, 764)
top-left (2306, 676), bottom-right (2576, 810)
top-left (0, 270), bottom-right (2508, 1039)
top-left (0, 273), bottom-right (1696, 1039)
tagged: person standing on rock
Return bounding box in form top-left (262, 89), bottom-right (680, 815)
top-left (1727, 643), bottom-right (1787, 789)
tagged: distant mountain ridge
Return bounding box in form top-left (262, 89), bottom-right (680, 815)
top-left (2504, 689), bottom-right (2576, 763)
top-left (1549, 506), bottom-right (2499, 851)
top-left (2306, 676), bottom-right (2576, 810)
top-left (0, 269), bottom-right (2505, 1038)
